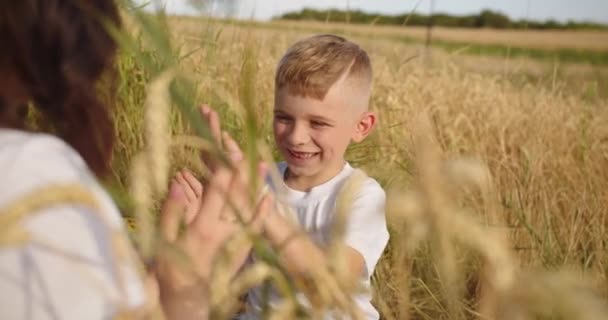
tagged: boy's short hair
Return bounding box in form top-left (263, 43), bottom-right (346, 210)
top-left (275, 34), bottom-right (372, 100)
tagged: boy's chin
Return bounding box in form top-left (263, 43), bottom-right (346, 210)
top-left (285, 162), bottom-right (319, 178)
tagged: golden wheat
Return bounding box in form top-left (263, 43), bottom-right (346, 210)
top-left (110, 14), bottom-right (608, 319)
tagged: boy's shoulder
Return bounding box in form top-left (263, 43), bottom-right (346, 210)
top-left (342, 166), bottom-right (385, 205)
top-left (267, 162), bottom-right (384, 206)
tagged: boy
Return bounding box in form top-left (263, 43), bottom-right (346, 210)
top-left (188, 34), bottom-right (388, 319)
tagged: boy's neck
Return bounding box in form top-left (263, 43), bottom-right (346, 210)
top-left (284, 159), bottom-right (347, 192)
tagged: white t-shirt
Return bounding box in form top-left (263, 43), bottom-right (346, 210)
top-left (244, 162), bottom-right (389, 319)
top-left (0, 129), bottom-right (146, 320)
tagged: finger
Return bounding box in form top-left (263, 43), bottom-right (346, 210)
top-left (192, 167), bottom-right (233, 228)
top-left (224, 160), bottom-right (271, 223)
top-left (181, 170), bottom-right (204, 224)
top-left (199, 104), bottom-right (213, 127)
top-left (199, 104), bottom-right (210, 117)
top-left (255, 162), bottom-right (269, 196)
top-left (208, 109), bottom-right (222, 148)
top-left (199, 105), bottom-right (223, 171)
top-left (184, 205), bottom-right (199, 225)
top-left (199, 105), bottom-right (222, 147)
top-left (160, 180), bottom-right (187, 243)
top-left (181, 169), bottom-right (203, 198)
top-left (222, 161), bottom-right (254, 223)
top-left (250, 193), bottom-right (273, 232)
top-left (222, 131), bottom-right (243, 162)
top-left (175, 172), bottom-right (197, 204)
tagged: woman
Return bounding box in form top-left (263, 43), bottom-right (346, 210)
top-left (0, 1), bottom-right (268, 319)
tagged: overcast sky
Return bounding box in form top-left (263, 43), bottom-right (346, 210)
top-left (157, 0), bottom-right (608, 24)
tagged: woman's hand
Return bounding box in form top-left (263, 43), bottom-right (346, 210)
top-left (155, 158), bottom-right (270, 320)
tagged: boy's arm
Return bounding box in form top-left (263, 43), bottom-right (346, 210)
top-left (263, 181), bottom-right (388, 287)
top-left (263, 209), bottom-right (366, 284)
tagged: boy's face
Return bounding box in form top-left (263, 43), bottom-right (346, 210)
top-left (273, 80), bottom-right (374, 185)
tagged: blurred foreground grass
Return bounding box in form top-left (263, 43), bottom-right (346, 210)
top-left (105, 6), bottom-right (608, 319)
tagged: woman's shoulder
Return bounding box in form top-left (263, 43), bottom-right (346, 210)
top-left (0, 129), bottom-right (146, 317)
top-left (0, 129), bottom-right (88, 175)
top-left (0, 129), bottom-right (122, 225)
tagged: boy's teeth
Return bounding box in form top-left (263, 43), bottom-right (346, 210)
top-left (291, 150), bottom-right (315, 159)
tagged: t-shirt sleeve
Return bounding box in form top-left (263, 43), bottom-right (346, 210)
top-left (342, 179), bottom-right (389, 278)
top-left (0, 133), bottom-right (146, 320)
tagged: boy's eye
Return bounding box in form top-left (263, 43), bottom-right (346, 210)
top-left (274, 115), bottom-right (292, 123)
top-left (311, 121), bottom-right (329, 128)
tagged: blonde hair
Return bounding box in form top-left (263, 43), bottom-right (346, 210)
top-left (275, 34), bottom-right (372, 100)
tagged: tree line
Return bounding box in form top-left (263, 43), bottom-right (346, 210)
top-left (276, 8), bottom-right (607, 30)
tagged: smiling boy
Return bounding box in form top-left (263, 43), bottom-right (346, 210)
top-left (194, 34), bottom-right (387, 319)
top-left (236, 34), bottom-right (389, 319)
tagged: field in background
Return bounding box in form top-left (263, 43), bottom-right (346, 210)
top-left (210, 18), bottom-right (608, 66)
top-left (111, 15), bottom-right (608, 319)
top-left (268, 19), bottom-right (608, 51)
top-left (170, 16), bottom-right (608, 97)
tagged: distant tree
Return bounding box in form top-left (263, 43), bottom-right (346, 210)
top-left (474, 10), bottom-right (511, 28)
top-left (543, 19), bottom-right (560, 29)
top-left (275, 8), bottom-right (608, 30)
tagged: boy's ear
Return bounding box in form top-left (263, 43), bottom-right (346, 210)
top-left (352, 111), bottom-right (377, 143)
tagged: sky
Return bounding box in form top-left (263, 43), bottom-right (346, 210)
top-left (157, 0), bottom-right (608, 24)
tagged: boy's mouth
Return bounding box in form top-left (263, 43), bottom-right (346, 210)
top-left (287, 148), bottom-right (320, 160)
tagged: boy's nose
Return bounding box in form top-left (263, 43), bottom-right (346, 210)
top-left (287, 123), bottom-right (310, 145)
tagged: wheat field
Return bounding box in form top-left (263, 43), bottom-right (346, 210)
top-left (102, 13), bottom-right (608, 319)
top-left (267, 19), bottom-right (608, 51)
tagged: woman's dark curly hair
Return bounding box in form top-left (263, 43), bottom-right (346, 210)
top-left (0, 0), bottom-right (121, 176)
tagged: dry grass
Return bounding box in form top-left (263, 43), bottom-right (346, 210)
top-left (6, 11), bottom-right (606, 319)
top-left (159, 18), bottom-right (608, 319)
top-left (170, 16), bottom-right (608, 51)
